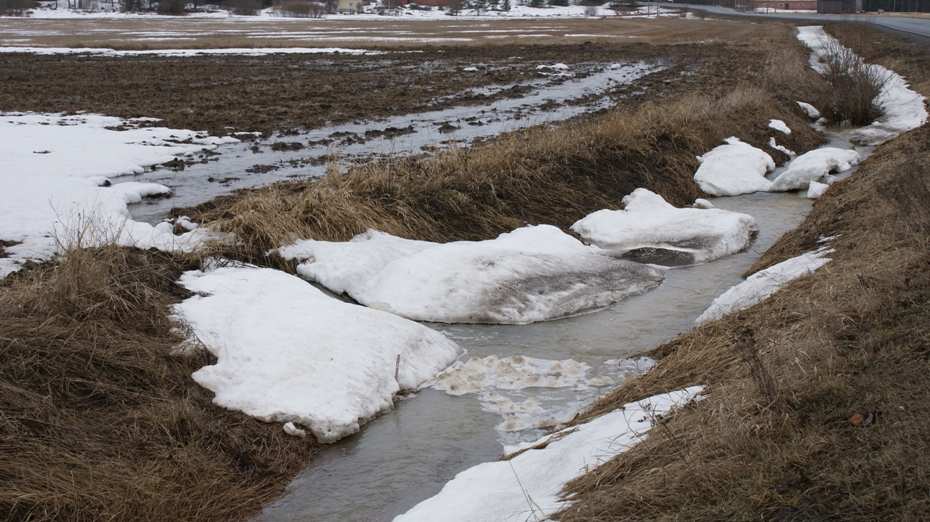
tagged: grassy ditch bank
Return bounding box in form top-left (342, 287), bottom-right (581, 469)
top-left (0, 248), bottom-right (317, 521)
top-left (556, 27), bottom-right (930, 521)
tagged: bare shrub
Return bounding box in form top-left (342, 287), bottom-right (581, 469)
top-left (0, 0), bottom-right (37, 15)
top-left (820, 40), bottom-right (889, 126)
top-left (157, 0), bottom-right (186, 14)
top-left (227, 0), bottom-right (262, 15)
top-left (272, 0), bottom-right (325, 17)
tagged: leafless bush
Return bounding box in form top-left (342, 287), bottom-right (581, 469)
top-left (227, 0), bottom-right (262, 15)
top-left (157, 0), bottom-right (186, 14)
top-left (0, 0), bottom-right (37, 15)
top-left (272, 0), bottom-right (324, 17)
top-left (820, 40), bottom-right (889, 126)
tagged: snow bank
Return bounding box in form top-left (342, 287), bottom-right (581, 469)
top-left (0, 46), bottom-right (380, 57)
top-left (696, 246), bottom-right (832, 324)
top-left (0, 113), bottom-right (234, 277)
top-left (570, 188), bottom-right (757, 265)
top-left (277, 225), bottom-right (664, 325)
top-left (768, 119), bottom-right (791, 135)
top-left (694, 137), bottom-right (775, 196)
top-left (768, 136), bottom-right (796, 158)
top-left (394, 387), bottom-right (703, 522)
top-left (172, 264), bottom-right (460, 443)
top-left (797, 26), bottom-right (927, 145)
top-left (797, 101), bottom-right (821, 119)
top-left (770, 147), bottom-right (860, 192)
top-left (806, 181), bottom-right (829, 199)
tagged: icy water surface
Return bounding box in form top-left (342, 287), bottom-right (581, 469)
top-left (126, 60), bottom-right (665, 223)
top-left (255, 191), bottom-right (813, 522)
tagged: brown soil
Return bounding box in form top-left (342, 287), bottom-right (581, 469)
top-left (556, 26), bottom-right (930, 522)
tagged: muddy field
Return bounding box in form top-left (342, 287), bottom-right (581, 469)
top-left (0, 16), bottom-right (772, 48)
top-left (0, 17), bottom-right (793, 135)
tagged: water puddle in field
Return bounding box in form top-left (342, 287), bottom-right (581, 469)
top-left (125, 60), bottom-right (665, 223)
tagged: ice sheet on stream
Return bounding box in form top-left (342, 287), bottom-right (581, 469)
top-left (797, 26), bottom-right (927, 145)
top-left (430, 355), bottom-right (656, 441)
top-left (0, 112), bottom-right (235, 278)
top-left (570, 188), bottom-right (757, 265)
top-left (276, 225), bottom-right (664, 325)
top-left (693, 137), bottom-right (776, 196)
top-left (172, 264), bottom-right (461, 443)
top-left (394, 387), bottom-right (703, 522)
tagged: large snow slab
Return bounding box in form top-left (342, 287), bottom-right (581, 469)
top-left (694, 137), bottom-right (776, 196)
top-left (277, 225), bottom-right (664, 325)
top-left (770, 147), bottom-right (860, 192)
top-left (172, 264), bottom-right (461, 443)
top-left (0, 113), bottom-right (233, 278)
top-left (696, 246), bottom-right (832, 324)
top-left (797, 26), bottom-right (928, 145)
top-left (394, 387), bottom-right (703, 522)
top-left (570, 188), bottom-right (757, 265)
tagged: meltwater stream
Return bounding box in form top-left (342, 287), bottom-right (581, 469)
top-left (254, 191), bottom-right (813, 522)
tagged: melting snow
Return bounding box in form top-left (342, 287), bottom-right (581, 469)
top-left (696, 245), bottom-right (833, 324)
top-left (394, 387), bottom-right (703, 522)
top-left (770, 147), bottom-right (860, 192)
top-left (796, 101), bottom-right (821, 119)
top-left (277, 225), bottom-right (664, 325)
top-left (0, 112), bottom-right (233, 278)
top-left (797, 26), bottom-right (927, 145)
top-left (693, 137), bottom-right (776, 196)
top-left (172, 264), bottom-right (460, 443)
top-left (806, 181), bottom-right (829, 199)
top-left (768, 119), bottom-right (791, 135)
top-left (571, 188), bottom-right (757, 265)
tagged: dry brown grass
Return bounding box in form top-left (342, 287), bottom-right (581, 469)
top-left (555, 42), bottom-right (930, 520)
top-left (195, 76), bottom-right (825, 262)
top-left (0, 246), bottom-right (316, 521)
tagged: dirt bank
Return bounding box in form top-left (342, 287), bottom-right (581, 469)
top-left (557, 26), bottom-right (930, 521)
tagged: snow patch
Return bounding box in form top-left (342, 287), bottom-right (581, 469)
top-left (571, 188), bottom-right (757, 265)
top-left (172, 264), bottom-right (460, 443)
top-left (768, 119), bottom-right (791, 135)
top-left (770, 147), bottom-right (860, 192)
top-left (693, 137), bottom-right (775, 196)
top-left (0, 46), bottom-right (381, 57)
top-left (696, 245), bottom-right (833, 324)
top-left (797, 101), bottom-right (821, 119)
top-left (806, 181), bottom-right (829, 199)
top-left (277, 225), bottom-right (664, 325)
top-left (0, 112), bottom-right (233, 278)
top-left (394, 387), bottom-right (704, 522)
top-left (768, 136), bottom-right (796, 158)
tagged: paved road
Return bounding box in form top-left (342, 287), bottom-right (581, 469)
top-left (655, 2), bottom-right (930, 39)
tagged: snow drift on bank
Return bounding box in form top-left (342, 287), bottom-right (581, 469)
top-left (0, 113), bottom-right (234, 278)
top-left (693, 137), bottom-right (776, 196)
top-left (172, 264), bottom-right (460, 443)
top-left (797, 26), bottom-right (927, 145)
top-left (394, 387), bottom-right (703, 522)
top-left (277, 225), bottom-right (664, 325)
top-left (571, 188), bottom-right (757, 265)
top-left (696, 245), bottom-right (833, 324)
top-left (770, 147), bottom-right (860, 192)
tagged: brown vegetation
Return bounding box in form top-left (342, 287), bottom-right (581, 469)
top-left (191, 43), bottom-right (826, 261)
top-left (556, 30), bottom-right (930, 521)
top-left (0, 247), bottom-right (317, 521)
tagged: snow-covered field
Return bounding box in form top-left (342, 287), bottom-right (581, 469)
top-left (0, 113), bottom-right (235, 278)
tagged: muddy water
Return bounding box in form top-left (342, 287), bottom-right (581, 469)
top-left (126, 60), bottom-right (665, 223)
top-left (255, 191), bottom-right (813, 522)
